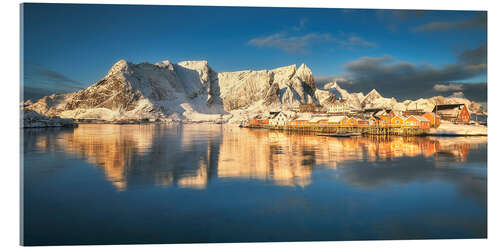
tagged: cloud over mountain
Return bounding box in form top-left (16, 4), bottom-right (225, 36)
top-left (248, 20), bottom-right (376, 53)
top-left (248, 32), bottom-right (335, 53)
top-left (316, 44), bottom-right (487, 102)
top-left (433, 83), bottom-right (463, 92)
top-left (23, 62), bottom-right (83, 100)
top-left (413, 13), bottom-right (486, 32)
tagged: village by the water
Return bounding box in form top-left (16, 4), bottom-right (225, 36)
top-left (244, 101), bottom-right (487, 137)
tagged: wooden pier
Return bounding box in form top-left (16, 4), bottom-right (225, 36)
top-left (245, 124), bottom-right (429, 136)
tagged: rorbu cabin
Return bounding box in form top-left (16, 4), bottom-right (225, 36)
top-left (432, 104), bottom-right (470, 124)
top-left (288, 119), bottom-right (308, 127)
top-left (249, 119), bottom-right (260, 126)
top-left (374, 109), bottom-right (395, 125)
top-left (346, 117), bottom-right (358, 127)
top-left (404, 115), bottom-right (430, 129)
top-left (423, 112), bottom-right (440, 127)
top-left (318, 119), bottom-right (329, 125)
top-left (357, 119), bottom-right (369, 127)
top-left (368, 115), bottom-right (381, 126)
top-left (390, 115), bottom-right (404, 127)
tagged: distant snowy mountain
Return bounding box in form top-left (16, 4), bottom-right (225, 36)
top-left (321, 81), bottom-right (483, 114)
top-left (323, 81), bottom-right (364, 110)
top-left (23, 59), bottom-right (485, 123)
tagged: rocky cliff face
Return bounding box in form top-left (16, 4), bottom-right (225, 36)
top-left (218, 63), bottom-right (318, 110)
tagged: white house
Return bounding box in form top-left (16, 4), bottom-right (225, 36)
top-left (327, 100), bottom-right (349, 114)
top-left (269, 112), bottom-right (289, 126)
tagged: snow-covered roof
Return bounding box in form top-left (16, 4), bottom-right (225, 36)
top-left (391, 115), bottom-right (404, 120)
top-left (406, 115), bottom-right (430, 122)
top-left (438, 109), bottom-right (461, 117)
top-left (327, 116), bottom-right (346, 123)
top-left (293, 114), bottom-right (311, 121)
top-left (375, 110), bottom-right (392, 117)
top-left (309, 117), bottom-right (328, 123)
top-left (270, 112), bottom-right (288, 119)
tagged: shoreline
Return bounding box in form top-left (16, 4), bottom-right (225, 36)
top-left (22, 122), bottom-right (487, 137)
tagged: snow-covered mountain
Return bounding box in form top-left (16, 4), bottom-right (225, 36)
top-left (23, 59), bottom-right (484, 123)
top-left (23, 60), bottom-right (325, 122)
top-left (24, 59), bottom-right (226, 122)
top-left (319, 80), bottom-right (483, 114)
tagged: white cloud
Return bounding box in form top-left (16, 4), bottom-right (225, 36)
top-left (449, 92), bottom-right (465, 98)
top-left (248, 20), bottom-right (377, 54)
top-left (413, 13), bottom-right (486, 32)
top-left (248, 32), bottom-right (335, 53)
top-left (345, 36), bottom-right (377, 48)
top-left (433, 83), bottom-right (463, 92)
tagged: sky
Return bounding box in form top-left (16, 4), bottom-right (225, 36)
top-left (21, 3), bottom-right (487, 102)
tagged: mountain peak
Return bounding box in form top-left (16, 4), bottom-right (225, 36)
top-left (296, 63), bottom-right (315, 89)
top-left (107, 59), bottom-right (132, 76)
top-left (177, 60), bottom-right (209, 68)
top-left (367, 89), bottom-right (382, 98)
top-left (298, 63), bottom-right (311, 71)
top-left (154, 60), bottom-right (175, 70)
top-left (324, 81), bottom-right (341, 90)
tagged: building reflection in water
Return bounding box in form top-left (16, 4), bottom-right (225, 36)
top-left (33, 124), bottom-right (487, 191)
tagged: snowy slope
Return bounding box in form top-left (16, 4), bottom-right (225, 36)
top-left (323, 81), bottom-right (364, 110)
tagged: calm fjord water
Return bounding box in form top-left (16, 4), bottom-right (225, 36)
top-left (22, 124), bottom-right (487, 245)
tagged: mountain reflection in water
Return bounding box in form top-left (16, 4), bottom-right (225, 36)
top-left (29, 124), bottom-right (486, 193)
top-left (23, 124), bottom-right (487, 244)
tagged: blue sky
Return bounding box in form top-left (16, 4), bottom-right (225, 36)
top-left (22, 4), bottom-right (487, 101)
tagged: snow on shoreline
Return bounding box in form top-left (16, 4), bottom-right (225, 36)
top-left (23, 110), bottom-right (76, 128)
top-left (427, 121), bottom-right (487, 136)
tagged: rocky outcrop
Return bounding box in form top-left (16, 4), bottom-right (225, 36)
top-left (218, 64), bottom-right (318, 110)
top-left (23, 110), bottom-right (75, 128)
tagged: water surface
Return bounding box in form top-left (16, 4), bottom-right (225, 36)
top-left (22, 124), bottom-right (487, 245)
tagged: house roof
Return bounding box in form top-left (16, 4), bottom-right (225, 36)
top-left (294, 114), bottom-right (312, 121)
top-left (406, 115), bottom-right (430, 122)
top-left (432, 104), bottom-right (465, 112)
top-left (363, 108), bottom-right (383, 113)
top-left (375, 110), bottom-right (393, 116)
top-left (309, 117), bottom-right (328, 123)
top-left (327, 116), bottom-right (347, 123)
top-left (270, 112), bottom-right (288, 119)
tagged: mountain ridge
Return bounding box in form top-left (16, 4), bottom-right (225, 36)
top-left (23, 59), bottom-right (485, 123)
